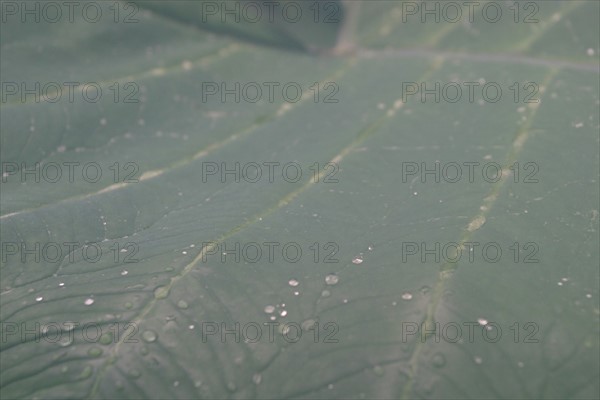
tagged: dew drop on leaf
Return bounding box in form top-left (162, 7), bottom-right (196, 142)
top-left (142, 330), bottom-right (157, 343)
top-left (325, 274), bottom-right (339, 285)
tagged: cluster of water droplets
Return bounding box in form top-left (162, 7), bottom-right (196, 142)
top-left (259, 246), bottom-right (381, 318)
top-left (263, 303), bottom-right (287, 320)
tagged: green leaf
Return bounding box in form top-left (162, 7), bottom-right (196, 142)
top-left (1, 1), bottom-right (598, 399)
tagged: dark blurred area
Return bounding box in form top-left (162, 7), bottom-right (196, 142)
top-left (133, 0), bottom-right (346, 53)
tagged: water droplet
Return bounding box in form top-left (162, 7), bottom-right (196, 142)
top-left (35, 296), bottom-right (43, 302)
top-left (328, 384), bottom-right (334, 390)
top-left (368, 245), bottom-right (374, 251)
top-left (279, 310), bottom-right (287, 317)
top-left (154, 286), bottom-right (169, 299)
top-left (88, 347), bottom-right (102, 357)
top-left (586, 293), bottom-right (592, 298)
top-left (252, 373), bottom-right (262, 385)
top-left (325, 274), bottom-right (339, 285)
top-left (99, 332), bottom-right (113, 345)
top-left (177, 300), bottom-right (189, 309)
top-left (477, 318), bottom-right (488, 326)
top-left (517, 361), bottom-right (524, 368)
top-left (189, 324), bottom-right (195, 330)
top-left (173, 381), bottom-right (180, 387)
top-left (293, 291), bottom-right (300, 296)
top-left (264, 305), bottom-right (275, 314)
top-left (142, 330), bottom-right (157, 342)
top-left (121, 270), bottom-right (128, 276)
top-left (321, 290), bottom-right (331, 298)
top-left (441, 270), bottom-right (455, 279)
top-left (84, 298), bottom-right (94, 306)
top-left (352, 256), bottom-right (363, 265)
top-left (129, 369), bottom-right (141, 379)
top-left (392, 301), bottom-right (397, 306)
top-left (401, 292), bottom-right (413, 300)
top-left (467, 216), bottom-right (486, 232)
top-left (59, 282), bottom-right (65, 287)
top-left (432, 353), bottom-right (446, 367)
top-left (79, 365), bottom-right (93, 379)
top-left (288, 279), bottom-right (299, 287)
top-left (63, 322), bottom-right (76, 332)
top-left (474, 356), bottom-right (483, 364)
top-left (301, 319), bottom-right (316, 331)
